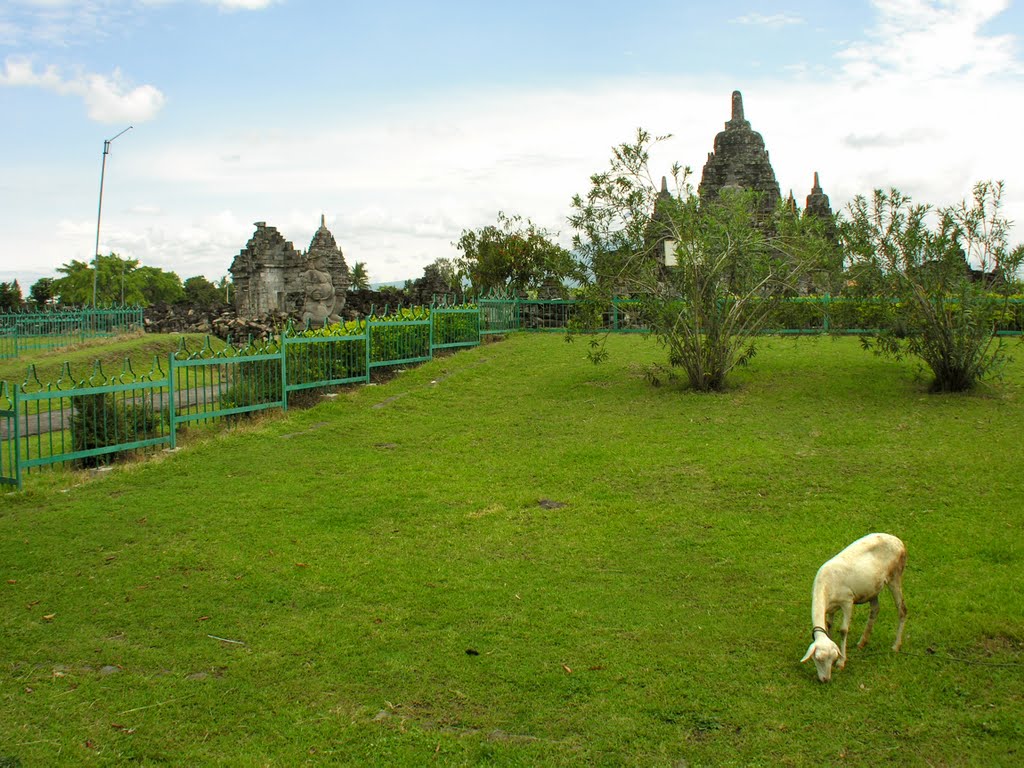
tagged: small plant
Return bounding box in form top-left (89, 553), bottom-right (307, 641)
top-left (70, 392), bottom-right (127, 467)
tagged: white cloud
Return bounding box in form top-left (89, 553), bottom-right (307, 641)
top-left (732, 12), bottom-right (804, 28)
top-left (839, 0), bottom-right (1021, 80)
top-left (0, 55), bottom-right (166, 122)
top-left (203, 0), bottom-right (277, 9)
top-left (7, 0), bottom-right (1024, 286)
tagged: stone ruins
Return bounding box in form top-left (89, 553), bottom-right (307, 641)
top-left (698, 90), bottom-right (783, 217)
top-left (697, 90), bottom-right (833, 228)
top-left (229, 216), bottom-right (350, 327)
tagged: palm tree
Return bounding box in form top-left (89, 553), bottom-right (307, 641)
top-left (350, 262), bottom-right (370, 291)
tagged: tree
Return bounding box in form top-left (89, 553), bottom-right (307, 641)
top-left (455, 211), bottom-right (577, 296)
top-left (569, 129), bottom-right (824, 392)
top-left (218, 275), bottom-right (233, 305)
top-left (134, 266), bottom-right (184, 305)
top-left (182, 276), bottom-right (224, 308)
top-left (840, 182), bottom-right (1024, 392)
top-left (0, 281), bottom-right (23, 312)
top-left (53, 253), bottom-right (183, 306)
top-left (349, 262), bottom-right (370, 291)
top-left (29, 277), bottom-right (56, 308)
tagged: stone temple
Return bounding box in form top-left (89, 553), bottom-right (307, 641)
top-left (697, 90), bottom-right (834, 229)
top-left (698, 90), bottom-right (782, 217)
top-left (229, 216), bottom-right (350, 326)
top-left (647, 90), bottom-right (836, 271)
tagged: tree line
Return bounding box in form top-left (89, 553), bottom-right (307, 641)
top-left (3, 255), bottom-right (233, 312)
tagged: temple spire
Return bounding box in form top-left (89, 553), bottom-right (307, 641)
top-left (812, 171), bottom-right (822, 192)
top-left (731, 90), bottom-right (744, 122)
top-left (320, 213), bottom-right (326, 228)
top-left (661, 176), bottom-right (668, 193)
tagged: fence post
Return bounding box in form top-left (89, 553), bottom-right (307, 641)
top-left (13, 385), bottom-right (22, 491)
top-left (168, 352), bottom-right (177, 450)
top-left (429, 308), bottom-right (436, 357)
top-left (364, 320), bottom-right (372, 383)
top-left (280, 332), bottom-right (289, 413)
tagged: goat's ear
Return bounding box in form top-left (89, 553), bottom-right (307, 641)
top-left (800, 643), bottom-right (815, 663)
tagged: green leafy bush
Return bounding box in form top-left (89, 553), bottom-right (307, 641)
top-left (70, 392), bottom-right (128, 467)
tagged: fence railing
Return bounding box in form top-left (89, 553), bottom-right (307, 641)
top-left (0, 304), bottom-right (480, 489)
top-left (0, 307), bottom-right (144, 359)
top-left (477, 295), bottom-right (1024, 336)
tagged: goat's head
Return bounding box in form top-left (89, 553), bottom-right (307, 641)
top-left (801, 637), bottom-right (841, 682)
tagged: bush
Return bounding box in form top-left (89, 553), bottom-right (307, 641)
top-left (70, 392), bottom-right (128, 467)
top-left (218, 359), bottom-right (283, 411)
top-left (69, 392), bottom-right (169, 467)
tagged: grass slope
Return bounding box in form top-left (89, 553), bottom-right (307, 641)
top-left (0, 333), bottom-right (224, 387)
top-left (1, 334), bottom-right (1022, 766)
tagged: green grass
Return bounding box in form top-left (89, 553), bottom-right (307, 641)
top-left (2, 334), bottom-right (1023, 766)
top-left (0, 333), bottom-right (225, 388)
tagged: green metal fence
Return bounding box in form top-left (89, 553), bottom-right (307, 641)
top-left (431, 302), bottom-right (481, 349)
top-left (283, 324), bottom-right (369, 396)
top-left (368, 310), bottom-right (432, 369)
top-left (0, 307), bottom-right (144, 358)
top-left (0, 326), bottom-right (15, 360)
top-left (479, 295), bottom-right (1024, 337)
top-left (0, 382), bottom-right (17, 487)
top-left (479, 295), bottom-right (521, 334)
top-left (0, 304), bottom-right (483, 489)
top-left (5, 295), bottom-right (1020, 489)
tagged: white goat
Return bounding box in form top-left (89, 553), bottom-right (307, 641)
top-left (801, 532), bottom-right (908, 682)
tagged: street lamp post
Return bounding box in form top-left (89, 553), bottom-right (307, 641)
top-left (92, 125), bottom-right (133, 308)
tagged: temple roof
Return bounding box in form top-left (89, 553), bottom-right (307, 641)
top-left (697, 90), bottom-right (781, 215)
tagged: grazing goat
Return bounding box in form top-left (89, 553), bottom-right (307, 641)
top-left (801, 533), bottom-right (908, 682)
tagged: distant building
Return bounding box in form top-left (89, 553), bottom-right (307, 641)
top-left (698, 91), bottom-right (782, 218)
top-left (229, 216), bottom-right (349, 319)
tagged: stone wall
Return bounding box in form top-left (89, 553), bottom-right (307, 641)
top-left (143, 303), bottom-right (289, 341)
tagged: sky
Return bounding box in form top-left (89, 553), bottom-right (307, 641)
top-left (1, 0), bottom-right (1023, 290)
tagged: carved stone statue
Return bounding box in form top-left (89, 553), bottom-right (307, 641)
top-left (229, 215), bottom-right (349, 322)
top-left (300, 252), bottom-right (342, 328)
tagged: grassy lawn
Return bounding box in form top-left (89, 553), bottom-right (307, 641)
top-left (0, 333), bottom-right (225, 387)
top-left (1, 333), bottom-right (1022, 766)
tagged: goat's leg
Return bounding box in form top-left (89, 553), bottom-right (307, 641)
top-left (888, 574), bottom-right (908, 652)
top-left (837, 606), bottom-right (852, 669)
top-left (858, 596), bottom-right (880, 649)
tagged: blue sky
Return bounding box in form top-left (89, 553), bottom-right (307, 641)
top-left (2, 0), bottom-right (1023, 288)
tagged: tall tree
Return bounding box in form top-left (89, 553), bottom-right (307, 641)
top-left (218, 275), bottom-right (233, 305)
top-left (182, 276), bottom-right (224, 308)
top-left (569, 129), bottom-right (825, 392)
top-left (53, 254), bottom-right (183, 306)
top-left (455, 212), bottom-right (577, 295)
top-left (841, 182), bottom-right (1024, 392)
top-left (134, 266), bottom-right (184, 305)
top-left (29, 277), bottom-right (56, 308)
top-left (0, 281), bottom-right (23, 312)
top-left (349, 262), bottom-right (370, 291)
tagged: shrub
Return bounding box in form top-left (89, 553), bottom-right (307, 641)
top-left (70, 392), bottom-right (127, 467)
